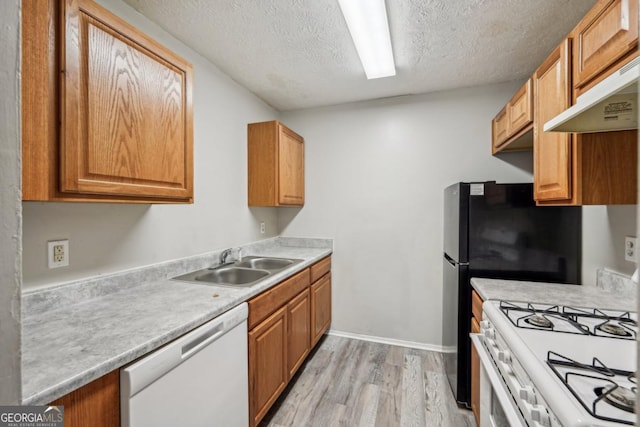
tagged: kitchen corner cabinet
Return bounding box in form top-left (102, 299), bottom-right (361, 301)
top-left (248, 121), bottom-right (305, 207)
top-left (470, 290), bottom-right (483, 427)
top-left (248, 256), bottom-right (331, 426)
top-left (534, 39), bottom-right (638, 205)
top-left (491, 79), bottom-right (534, 154)
top-left (49, 370), bottom-right (119, 427)
top-left (571, 0), bottom-right (639, 96)
top-left (22, 0), bottom-right (194, 203)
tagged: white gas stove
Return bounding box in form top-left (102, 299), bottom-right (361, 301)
top-left (472, 300), bottom-right (636, 427)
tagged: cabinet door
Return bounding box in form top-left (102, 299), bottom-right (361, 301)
top-left (249, 305), bottom-right (287, 427)
top-left (491, 106), bottom-right (509, 152)
top-left (278, 125), bottom-right (305, 205)
top-left (508, 78), bottom-right (533, 136)
top-left (310, 273), bottom-right (332, 347)
top-left (533, 40), bottom-right (573, 202)
top-left (49, 370), bottom-right (119, 427)
top-left (287, 288), bottom-right (310, 378)
top-left (470, 317), bottom-right (481, 427)
top-left (573, 0), bottom-right (639, 90)
top-left (61, 0), bottom-right (193, 200)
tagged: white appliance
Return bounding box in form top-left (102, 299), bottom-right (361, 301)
top-left (472, 300), bottom-right (636, 427)
top-left (121, 303), bottom-right (249, 427)
top-left (544, 57), bottom-right (639, 133)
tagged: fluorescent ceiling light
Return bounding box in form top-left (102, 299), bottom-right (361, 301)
top-left (338, 0), bottom-right (396, 79)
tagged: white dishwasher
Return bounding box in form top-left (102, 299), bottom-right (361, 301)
top-left (121, 303), bottom-right (248, 427)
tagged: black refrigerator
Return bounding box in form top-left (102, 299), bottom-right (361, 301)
top-left (442, 181), bottom-right (581, 407)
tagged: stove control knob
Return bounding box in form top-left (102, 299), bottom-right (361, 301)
top-left (530, 405), bottom-right (550, 427)
top-left (483, 328), bottom-right (495, 339)
top-left (518, 386), bottom-right (536, 404)
top-left (498, 350), bottom-right (511, 364)
top-left (480, 320), bottom-right (491, 329)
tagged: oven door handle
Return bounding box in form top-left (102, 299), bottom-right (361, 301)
top-left (471, 334), bottom-right (526, 427)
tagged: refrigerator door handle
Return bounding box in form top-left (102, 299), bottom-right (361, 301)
top-left (444, 253), bottom-right (469, 267)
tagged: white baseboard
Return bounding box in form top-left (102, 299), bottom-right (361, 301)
top-left (327, 329), bottom-right (455, 353)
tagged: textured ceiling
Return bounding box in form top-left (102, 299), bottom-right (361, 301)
top-left (123, 0), bottom-right (596, 111)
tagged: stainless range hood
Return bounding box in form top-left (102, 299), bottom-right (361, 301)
top-left (544, 57), bottom-right (639, 133)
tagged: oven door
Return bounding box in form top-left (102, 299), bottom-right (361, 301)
top-left (470, 334), bottom-right (525, 427)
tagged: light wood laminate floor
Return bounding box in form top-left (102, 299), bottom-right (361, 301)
top-left (260, 335), bottom-right (476, 427)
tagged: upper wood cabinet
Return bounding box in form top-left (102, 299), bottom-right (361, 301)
top-left (22, 0), bottom-right (194, 203)
top-left (248, 121), bottom-right (305, 207)
top-left (534, 39), bottom-right (638, 205)
top-left (491, 79), bottom-right (533, 154)
top-left (533, 41), bottom-right (573, 202)
top-left (572, 0), bottom-right (639, 95)
top-left (491, 106), bottom-right (509, 150)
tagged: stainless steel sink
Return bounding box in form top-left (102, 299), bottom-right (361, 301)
top-left (172, 256), bottom-right (303, 287)
top-left (234, 256), bottom-right (296, 271)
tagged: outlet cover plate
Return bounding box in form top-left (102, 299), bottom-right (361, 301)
top-left (48, 239), bottom-right (69, 268)
top-left (625, 236), bottom-right (637, 262)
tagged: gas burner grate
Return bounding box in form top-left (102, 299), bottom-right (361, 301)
top-left (498, 301), bottom-right (637, 339)
top-left (547, 351), bottom-right (636, 425)
top-left (499, 301), bottom-right (589, 335)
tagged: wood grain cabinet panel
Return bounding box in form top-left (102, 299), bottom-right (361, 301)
top-left (508, 79), bottom-right (533, 136)
top-left (287, 288), bottom-right (311, 378)
top-left (533, 40), bottom-right (573, 202)
top-left (311, 272), bottom-right (332, 347)
top-left (22, 0), bottom-right (193, 203)
top-left (533, 35), bottom-right (637, 205)
top-left (61, 0), bottom-right (193, 199)
top-left (248, 120), bottom-right (305, 207)
top-left (49, 370), bottom-right (119, 427)
top-left (249, 306), bottom-right (288, 427)
top-left (492, 79), bottom-right (533, 154)
top-left (573, 0), bottom-right (639, 93)
top-left (491, 106), bottom-right (509, 152)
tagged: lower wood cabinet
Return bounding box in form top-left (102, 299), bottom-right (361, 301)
top-left (311, 272), bottom-right (332, 346)
top-left (287, 288), bottom-right (311, 378)
top-left (49, 370), bottom-right (119, 427)
top-left (470, 290), bottom-right (483, 427)
top-left (248, 256), bottom-right (332, 427)
top-left (249, 305), bottom-right (288, 427)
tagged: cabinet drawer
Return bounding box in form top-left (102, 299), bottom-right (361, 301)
top-left (248, 269), bottom-right (310, 329)
top-left (310, 256), bottom-right (331, 283)
top-left (471, 290), bottom-right (483, 322)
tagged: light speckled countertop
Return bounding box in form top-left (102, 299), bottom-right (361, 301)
top-left (21, 239), bottom-right (332, 405)
top-left (471, 277), bottom-right (635, 312)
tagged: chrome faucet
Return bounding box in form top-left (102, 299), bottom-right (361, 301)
top-left (219, 247), bottom-right (242, 265)
top-left (219, 248), bottom-right (233, 265)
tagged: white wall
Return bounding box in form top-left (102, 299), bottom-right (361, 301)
top-left (279, 83), bottom-right (637, 347)
top-left (279, 83), bottom-right (534, 347)
top-left (21, 0), bottom-right (280, 290)
top-left (0, 0), bottom-right (22, 404)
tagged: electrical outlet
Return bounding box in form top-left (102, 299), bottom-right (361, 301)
top-left (625, 236), bottom-right (637, 262)
top-left (260, 222), bottom-right (266, 234)
top-left (48, 239), bottom-right (69, 268)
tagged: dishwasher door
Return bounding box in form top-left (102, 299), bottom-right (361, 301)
top-left (121, 303), bottom-right (249, 427)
